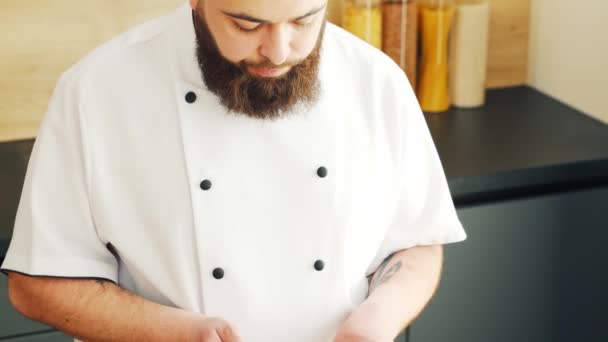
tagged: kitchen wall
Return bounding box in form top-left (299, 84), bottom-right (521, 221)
top-left (7, 0), bottom-right (585, 142)
top-left (0, 0), bottom-right (343, 142)
top-left (528, 0), bottom-right (608, 124)
top-left (330, 0), bottom-right (531, 89)
top-left (1, 0), bottom-right (532, 142)
top-left (0, 0), bottom-right (186, 141)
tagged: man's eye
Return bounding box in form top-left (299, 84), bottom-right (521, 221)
top-left (294, 19), bottom-right (314, 27)
top-left (235, 22), bottom-right (261, 32)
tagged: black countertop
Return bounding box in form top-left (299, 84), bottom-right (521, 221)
top-left (427, 86), bottom-right (608, 206)
top-left (2, 86), bottom-right (608, 259)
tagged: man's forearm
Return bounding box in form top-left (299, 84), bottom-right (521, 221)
top-left (342, 245), bottom-right (444, 341)
top-left (8, 273), bottom-right (201, 342)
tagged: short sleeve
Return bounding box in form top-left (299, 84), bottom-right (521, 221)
top-left (1, 72), bottom-right (118, 283)
top-left (365, 80), bottom-right (467, 277)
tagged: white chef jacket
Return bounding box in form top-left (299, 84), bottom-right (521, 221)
top-left (1, 2), bottom-right (466, 341)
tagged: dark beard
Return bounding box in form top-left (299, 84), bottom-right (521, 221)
top-left (192, 10), bottom-right (323, 120)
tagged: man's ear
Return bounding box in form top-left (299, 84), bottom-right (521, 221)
top-left (189, 0), bottom-right (198, 10)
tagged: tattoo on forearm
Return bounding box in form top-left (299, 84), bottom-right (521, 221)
top-left (375, 262), bottom-right (402, 287)
top-left (368, 254), bottom-right (402, 293)
top-left (369, 254), bottom-right (393, 286)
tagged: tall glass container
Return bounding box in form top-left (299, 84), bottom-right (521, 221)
top-left (449, 0), bottom-right (490, 108)
top-left (382, 0), bottom-right (418, 89)
top-left (343, 0), bottom-right (383, 49)
top-left (416, 0), bottom-right (455, 113)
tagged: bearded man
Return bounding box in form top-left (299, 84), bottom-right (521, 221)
top-left (3, 1), bottom-right (467, 341)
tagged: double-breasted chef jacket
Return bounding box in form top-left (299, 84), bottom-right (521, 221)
top-left (2, 2), bottom-right (467, 341)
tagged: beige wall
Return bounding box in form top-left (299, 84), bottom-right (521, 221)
top-left (528, 0), bottom-right (608, 123)
top-left (0, 0), bottom-right (185, 141)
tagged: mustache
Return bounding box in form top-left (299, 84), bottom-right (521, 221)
top-left (240, 59), bottom-right (303, 70)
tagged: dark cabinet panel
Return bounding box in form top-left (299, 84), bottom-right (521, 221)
top-left (395, 329), bottom-right (408, 342)
top-left (0, 275), bottom-right (55, 339)
top-left (2, 331), bottom-right (71, 341)
top-left (410, 187), bottom-right (608, 342)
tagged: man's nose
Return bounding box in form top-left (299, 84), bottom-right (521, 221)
top-left (259, 24), bottom-right (291, 66)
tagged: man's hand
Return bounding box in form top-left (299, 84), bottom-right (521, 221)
top-left (332, 301), bottom-right (392, 342)
top-left (7, 272), bottom-right (243, 342)
top-left (334, 245), bottom-right (444, 342)
top-left (193, 316), bottom-right (242, 342)
top-left (333, 330), bottom-right (375, 342)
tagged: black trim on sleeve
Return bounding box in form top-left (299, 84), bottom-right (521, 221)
top-left (0, 268), bottom-right (118, 285)
top-left (1, 237), bottom-right (9, 260)
top-left (106, 242), bottom-right (121, 262)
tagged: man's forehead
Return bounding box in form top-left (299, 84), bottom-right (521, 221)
top-left (210, 0), bottom-right (327, 22)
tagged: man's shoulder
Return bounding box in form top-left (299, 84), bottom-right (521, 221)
top-left (61, 7), bottom-right (178, 86)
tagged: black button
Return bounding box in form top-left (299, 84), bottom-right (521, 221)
top-left (212, 268), bottom-right (224, 279)
top-left (185, 91), bottom-right (197, 103)
top-left (200, 179), bottom-right (212, 191)
top-left (314, 260), bottom-right (325, 271)
top-left (317, 167), bottom-right (328, 178)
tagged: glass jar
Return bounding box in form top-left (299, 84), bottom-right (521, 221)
top-left (449, 0), bottom-right (490, 108)
top-left (343, 0), bottom-right (383, 49)
top-left (416, 0), bottom-right (455, 113)
top-left (381, 0), bottom-right (418, 89)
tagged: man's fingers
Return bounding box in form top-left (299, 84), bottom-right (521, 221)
top-left (199, 328), bottom-right (223, 342)
top-left (216, 324), bottom-right (242, 342)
